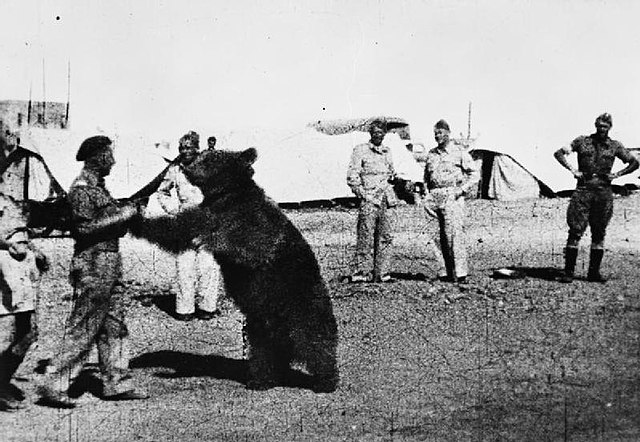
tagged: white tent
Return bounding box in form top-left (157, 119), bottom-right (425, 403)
top-left (216, 124), bottom-right (423, 204)
top-left (469, 149), bottom-right (555, 200)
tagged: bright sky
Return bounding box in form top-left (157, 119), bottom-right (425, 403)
top-left (2, 0), bottom-right (640, 187)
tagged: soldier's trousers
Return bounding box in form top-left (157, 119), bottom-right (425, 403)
top-left (176, 247), bottom-right (221, 315)
top-left (0, 311), bottom-right (37, 389)
top-left (354, 200), bottom-right (393, 278)
top-left (566, 187), bottom-right (613, 247)
top-left (47, 250), bottom-right (133, 396)
top-left (425, 196), bottom-right (468, 279)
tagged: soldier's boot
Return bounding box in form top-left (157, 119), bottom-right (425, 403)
top-left (558, 247), bottom-right (578, 283)
top-left (587, 249), bottom-right (606, 283)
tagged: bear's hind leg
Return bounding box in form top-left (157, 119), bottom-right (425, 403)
top-left (305, 340), bottom-right (339, 393)
top-left (244, 317), bottom-right (282, 391)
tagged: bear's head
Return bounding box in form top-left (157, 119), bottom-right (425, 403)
top-left (184, 148), bottom-right (258, 197)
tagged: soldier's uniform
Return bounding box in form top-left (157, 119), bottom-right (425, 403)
top-left (43, 167), bottom-right (136, 397)
top-left (561, 122), bottom-right (638, 281)
top-left (346, 141), bottom-right (397, 281)
top-left (567, 135), bottom-right (635, 245)
top-left (422, 142), bottom-right (479, 281)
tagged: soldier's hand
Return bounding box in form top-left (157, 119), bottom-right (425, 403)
top-left (607, 173), bottom-right (619, 181)
top-left (192, 236), bottom-right (204, 248)
top-left (404, 181), bottom-right (416, 193)
top-left (120, 204), bottom-right (139, 220)
top-left (35, 250), bottom-right (50, 272)
top-left (572, 170), bottom-right (584, 179)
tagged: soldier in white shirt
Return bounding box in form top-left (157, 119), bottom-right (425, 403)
top-left (422, 120), bottom-right (479, 283)
top-left (157, 132), bottom-right (222, 321)
top-left (346, 120), bottom-right (398, 283)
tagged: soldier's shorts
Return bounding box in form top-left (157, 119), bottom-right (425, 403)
top-left (566, 186), bottom-right (613, 243)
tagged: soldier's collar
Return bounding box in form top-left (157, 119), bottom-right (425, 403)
top-left (369, 142), bottom-right (388, 154)
top-left (79, 168), bottom-right (104, 187)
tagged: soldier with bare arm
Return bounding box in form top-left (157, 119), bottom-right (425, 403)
top-left (553, 113), bottom-right (639, 283)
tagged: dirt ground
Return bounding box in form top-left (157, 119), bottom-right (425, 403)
top-left (2, 194), bottom-right (640, 441)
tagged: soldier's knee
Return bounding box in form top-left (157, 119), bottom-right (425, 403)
top-left (567, 231), bottom-right (582, 245)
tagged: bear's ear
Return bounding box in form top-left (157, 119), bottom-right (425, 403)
top-left (240, 147), bottom-right (258, 165)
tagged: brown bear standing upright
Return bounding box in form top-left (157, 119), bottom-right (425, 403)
top-left (130, 148), bottom-right (339, 392)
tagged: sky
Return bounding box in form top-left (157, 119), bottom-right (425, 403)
top-left (1, 0), bottom-right (640, 189)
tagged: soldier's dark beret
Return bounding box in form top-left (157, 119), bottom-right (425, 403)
top-left (434, 119), bottom-right (450, 131)
top-left (76, 135), bottom-right (112, 161)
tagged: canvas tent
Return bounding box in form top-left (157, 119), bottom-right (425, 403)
top-left (213, 117), bottom-right (423, 206)
top-left (469, 149), bottom-right (555, 200)
top-left (19, 127), bottom-right (173, 199)
top-left (409, 141), bottom-right (554, 201)
top-left (16, 127), bottom-right (174, 231)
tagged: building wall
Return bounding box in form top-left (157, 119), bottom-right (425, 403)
top-left (0, 100), bottom-right (69, 129)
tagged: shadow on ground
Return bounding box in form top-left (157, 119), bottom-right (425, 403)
top-left (131, 291), bottom-right (182, 319)
top-left (130, 351), bottom-right (318, 391)
top-left (492, 266), bottom-right (565, 281)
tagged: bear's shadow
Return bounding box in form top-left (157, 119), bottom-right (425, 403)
top-left (132, 291), bottom-right (185, 320)
top-left (130, 351), bottom-right (318, 391)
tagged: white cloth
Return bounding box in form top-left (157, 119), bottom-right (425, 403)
top-left (0, 250), bottom-right (40, 315)
top-left (175, 247), bottom-right (221, 315)
top-left (155, 162), bottom-right (222, 314)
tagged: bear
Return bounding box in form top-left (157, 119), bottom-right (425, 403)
top-left (130, 148), bottom-right (339, 393)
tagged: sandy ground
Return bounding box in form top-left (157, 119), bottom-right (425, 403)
top-left (2, 194), bottom-right (640, 441)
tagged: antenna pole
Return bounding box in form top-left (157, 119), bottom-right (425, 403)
top-left (41, 58), bottom-right (46, 127)
top-left (467, 102), bottom-right (472, 140)
top-left (27, 81), bottom-right (32, 126)
top-left (65, 59), bottom-right (71, 128)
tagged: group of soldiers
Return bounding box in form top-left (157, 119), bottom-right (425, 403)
top-left (0, 126), bottom-right (223, 410)
top-left (0, 112), bottom-right (638, 411)
top-left (346, 113), bottom-right (639, 285)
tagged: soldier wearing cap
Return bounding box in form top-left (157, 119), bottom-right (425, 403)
top-left (38, 135), bottom-right (148, 408)
top-left (554, 113), bottom-right (639, 283)
top-left (421, 119), bottom-right (479, 283)
top-left (346, 119), bottom-right (398, 283)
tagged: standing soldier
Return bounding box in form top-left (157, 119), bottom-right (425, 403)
top-left (346, 119), bottom-right (397, 283)
top-left (38, 135), bottom-right (148, 408)
top-left (422, 119), bottom-right (479, 283)
top-left (156, 131), bottom-right (222, 321)
top-left (554, 113), bottom-right (639, 283)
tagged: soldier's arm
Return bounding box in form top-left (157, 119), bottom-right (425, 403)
top-left (456, 150), bottom-right (480, 197)
top-left (609, 145), bottom-right (640, 180)
top-left (70, 188), bottom-right (138, 237)
top-left (553, 145), bottom-right (582, 179)
top-left (346, 147), bottom-right (365, 199)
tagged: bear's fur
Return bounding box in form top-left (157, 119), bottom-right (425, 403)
top-left (130, 148), bottom-right (339, 392)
